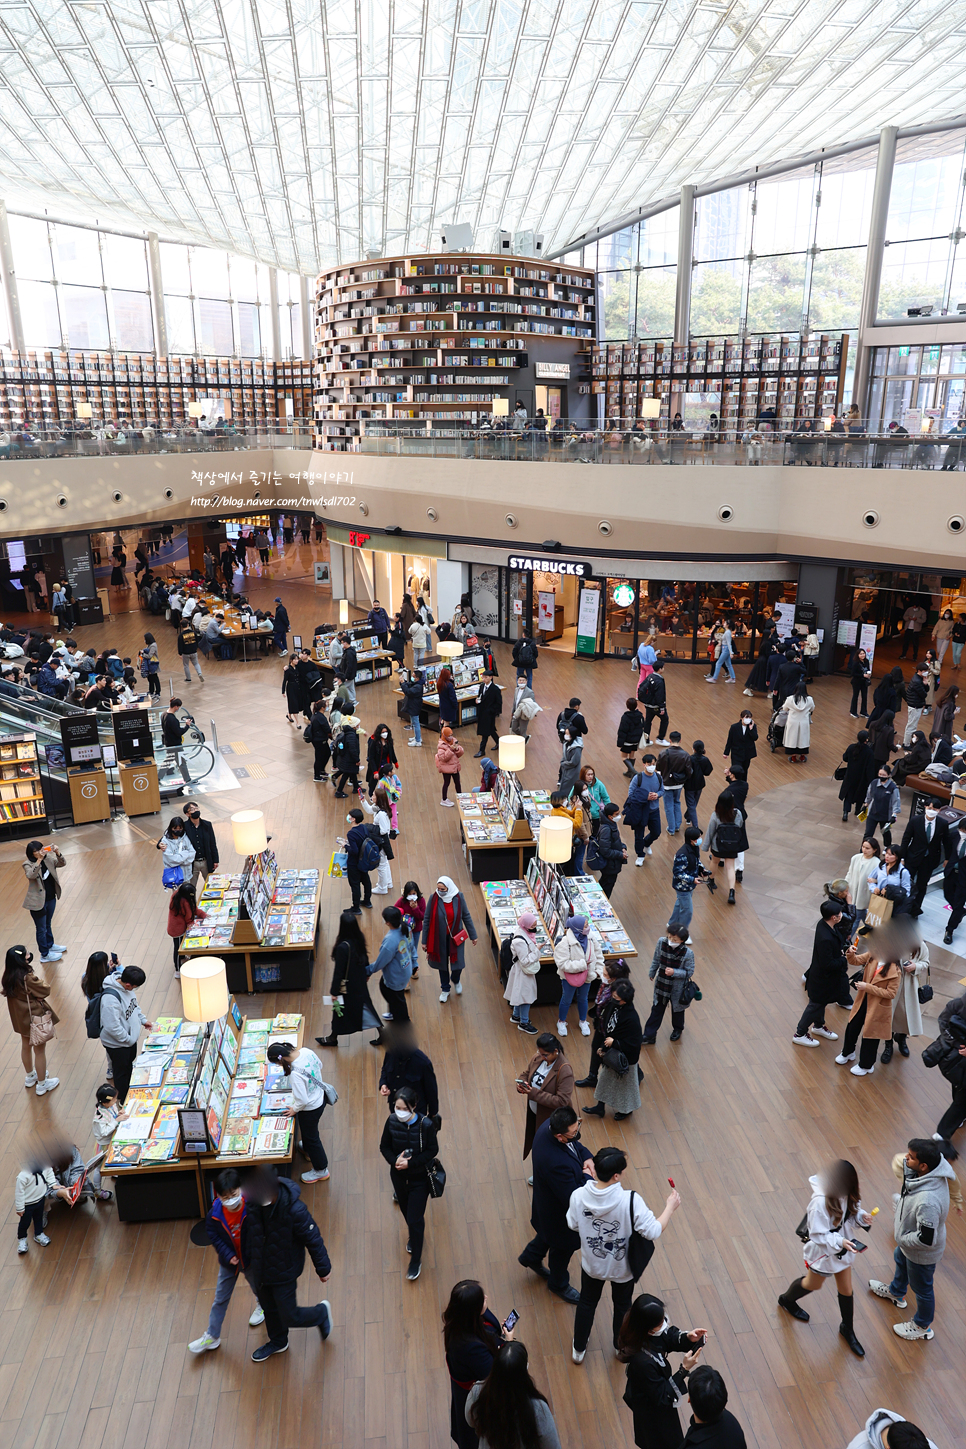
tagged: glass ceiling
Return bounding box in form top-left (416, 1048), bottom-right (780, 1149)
top-left (0, 1), bottom-right (962, 275)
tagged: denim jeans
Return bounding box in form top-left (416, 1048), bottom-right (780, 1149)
top-left (30, 898), bottom-right (56, 957)
top-left (664, 788), bottom-right (683, 833)
top-left (953, 642), bottom-right (963, 667)
top-left (573, 838), bottom-right (587, 874)
top-left (207, 1261), bottom-right (258, 1338)
top-left (413, 647), bottom-right (425, 667)
top-left (889, 1245), bottom-right (936, 1328)
top-left (558, 978), bottom-right (590, 1024)
top-left (668, 889), bottom-right (693, 932)
top-left (511, 1002), bottom-right (531, 1023)
top-left (711, 650), bottom-right (735, 681)
top-left (411, 713), bottom-right (422, 743)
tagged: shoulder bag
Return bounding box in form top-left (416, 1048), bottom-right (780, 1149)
top-left (680, 977), bottom-right (702, 1007)
top-left (918, 965), bottom-right (934, 1005)
top-left (418, 1120), bottom-right (446, 1198)
top-left (627, 1191), bottom-right (655, 1280)
top-left (28, 983), bottom-right (55, 1047)
top-left (601, 1046), bottom-right (629, 1076)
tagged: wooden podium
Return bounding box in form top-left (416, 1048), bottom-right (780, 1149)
top-left (118, 760), bottom-right (161, 817)
top-left (67, 765), bottom-right (110, 823)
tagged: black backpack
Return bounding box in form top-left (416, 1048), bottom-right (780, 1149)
top-left (85, 985), bottom-right (121, 1039)
top-left (358, 825), bottom-right (382, 873)
top-left (714, 820), bottom-right (742, 857)
top-left (639, 673), bottom-right (665, 707)
top-left (518, 640), bottom-right (537, 667)
top-left (498, 936), bottom-right (514, 984)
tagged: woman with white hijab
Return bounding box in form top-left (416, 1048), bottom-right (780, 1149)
top-left (420, 876), bottom-right (478, 1002)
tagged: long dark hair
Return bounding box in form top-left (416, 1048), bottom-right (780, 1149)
top-left (373, 723), bottom-right (394, 751)
top-left (441, 1279), bottom-right (499, 1355)
top-left (823, 1159), bottom-right (861, 1228)
top-left (82, 950), bottom-right (111, 998)
top-left (937, 685), bottom-right (959, 709)
top-left (467, 1342), bottom-right (547, 1449)
top-left (714, 792), bottom-right (736, 822)
top-left (401, 880), bottom-right (423, 901)
top-left (171, 882), bottom-right (198, 913)
top-left (332, 909), bottom-right (367, 960)
top-left (1, 945), bottom-right (31, 998)
top-left (382, 905), bottom-right (411, 939)
top-left (618, 1293), bottom-right (666, 1354)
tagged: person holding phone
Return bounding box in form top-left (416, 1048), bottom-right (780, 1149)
top-left (617, 1292), bottom-right (708, 1449)
top-left (778, 1160), bottom-right (871, 1356)
top-left (22, 841), bottom-right (67, 964)
top-left (442, 1279), bottom-right (512, 1449)
top-left (378, 1087), bottom-right (439, 1282)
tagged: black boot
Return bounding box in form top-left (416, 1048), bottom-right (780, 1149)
top-left (838, 1293), bottom-right (864, 1357)
top-left (735, 869), bottom-right (743, 883)
top-left (623, 760), bottom-right (636, 777)
top-left (880, 1039), bottom-right (894, 1064)
top-left (727, 888), bottom-right (736, 905)
top-left (895, 1034), bottom-right (909, 1058)
top-left (778, 1277), bottom-right (812, 1322)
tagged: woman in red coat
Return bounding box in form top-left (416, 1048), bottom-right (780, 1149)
top-left (168, 883), bottom-right (206, 978)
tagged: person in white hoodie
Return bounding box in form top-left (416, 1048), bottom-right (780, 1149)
top-left (567, 1145), bottom-right (681, 1363)
top-left (265, 1041), bottom-right (334, 1185)
top-left (777, 1160), bottom-right (871, 1357)
top-left (98, 965), bottom-right (153, 1103)
top-left (15, 1158), bottom-right (63, 1253)
top-left (845, 1408), bottom-right (936, 1449)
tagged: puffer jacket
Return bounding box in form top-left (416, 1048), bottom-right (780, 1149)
top-left (435, 735), bottom-right (464, 774)
top-left (378, 1111), bottom-right (439, 1172)
top-left (240, 1176), bottom-right (331, 1287)
top-left (553, 928), bottom-right (603, 984)
top-left (206, 1195), bottom-right (249, 1270)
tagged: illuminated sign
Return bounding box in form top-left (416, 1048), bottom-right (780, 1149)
top-left (508, 555), bottom-right (593, 578)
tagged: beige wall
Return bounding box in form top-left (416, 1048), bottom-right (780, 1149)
top-left (1, 449), bottom-right (963, 571)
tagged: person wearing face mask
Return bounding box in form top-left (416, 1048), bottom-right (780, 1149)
top-left (835, 936), bottom-right (901, 1077)
top-left (394, 880), bottom-right (425, 979)
top-left (643, 927), bottom-right (696, 1046)
top-left (516, 1032), bottom-right (574, 1160)
top-left (240, 1166), bottom-right (333, 1361)
top-left (266, 1040), bottom-right (334, 1184)
top-left (584, 980), bottom-right (643, 1121)
top-left (553, 913), bottom-right (603, 1037)
top-left (365, 723), bottom-right (398, 794)
top-left (869, 845), bottom-right (912, 916)
top-left (155, 816), bottom-right (196, 889)
top-left (941, 821), bottom-right (966, 946)
top-left (568, 1147), bottom-right (681, 1363)
top-left (188, 1168), bottom-right (266, 1354)
top-left (722, 711), bottom-right (758, 779)
top-left (556, 726), bottom-right (584, 799)
top-left (862, 765), bottom-right (901, 848)
top-left (317, 910), bottom-right (381, 1048)
top-left (360, 784), bottom-right (394, 895)
top-left (378, 1023), bottom-right (438, 1118)
top-left (900, 801), bottom-right (947, 916)
top-left (182, 800), bottom-right (219, 888)
top-left (778, 1159), bottom-right (871, 1357)
top-left (339, 808), bottom-right (373, 914)
top-left (617, 1292), bottom-right (708, 1449)
top-left (624, 754), bottom-right (664, 866)
top-left (378, 1087), bottom-right (439, 1282)
top-left (367, 906), bottom-right (414, 1022)
top-left (518, 1105), bottom-right (593, 1304)
top-left (504, 912), bottom-right (542, 1034)
top-left (421, 876), bottom-right (477, 1002)
top-left (669, 828), bottom-right (713, 934)
top-left (891, 728), bottom-right (931, 790)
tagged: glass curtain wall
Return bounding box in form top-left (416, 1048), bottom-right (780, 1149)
top-left (878, 130), bottom-right (966, 319)
top-left (594, 210), bottom-right (678, 342)
top-left (868, 342), bottom-right (966, 432)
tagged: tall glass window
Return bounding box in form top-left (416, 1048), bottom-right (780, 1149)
top-left (878, 130), bottom-right (966, 319)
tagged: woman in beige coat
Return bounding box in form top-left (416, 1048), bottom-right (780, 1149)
top-left (884, 940), bottom-right (929, 1063)
top-left (835, 941), bottom-right (899, 1078)
top-left (22, 842), bottom-right (66, 964)
top-left (552, 914), bottom-right (603, 1038)
top-left (2, 945), bottom-right (60, 1095)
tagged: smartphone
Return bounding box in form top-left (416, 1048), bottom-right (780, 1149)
top-left (848, 1240), bottom-right (869, 1253)
top-left (691, 1333), bottom-right (707, 1349)
top-left (403, 1149), bottom-right (413, 1158)
top-left (502, 1309), bottom-right (519, 1335)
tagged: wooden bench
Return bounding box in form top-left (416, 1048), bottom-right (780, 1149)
top-left (905, 773), bottom-right (966, 805)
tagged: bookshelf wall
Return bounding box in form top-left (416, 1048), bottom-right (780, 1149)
top-left (0, 351), bottom-right (313, 435)
top-left (0, 733), bottom-right (48, 838)
top-left (593, 333), bottom-right (849, 436)
top-left (313, 251), bottom-right (597, 449)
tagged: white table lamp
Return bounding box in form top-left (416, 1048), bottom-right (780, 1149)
top-left (539, 815), bottom-right (572, 863)
top-left (231, 809), bottom-right (267, 857)
top-left (499, 734), bottom-right (526, 773)
top-left (180, 956), bottom-right (229, 1023)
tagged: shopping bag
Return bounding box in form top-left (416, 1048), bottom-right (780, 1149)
top-left (328, 850), bottom-right (348, 878)
top-left (865, 894), bottom-right (893, 926)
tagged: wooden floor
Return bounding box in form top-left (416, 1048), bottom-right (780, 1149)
top-left (1, 553), bottom-right (964, 1449)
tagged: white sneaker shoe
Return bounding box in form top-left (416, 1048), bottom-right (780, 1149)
top-left (51, 944), bottom-right (67, 953)
top-left (646, 847), bottom-right (652, 856)
top-left (742, 689), bottom-right (754, 696)
top-left (17, 1240), bottom-right (27, 1255)
top-left (579, 1021), bottom-right (591, 1036)
top-left (188, 1331), bottom-right (221, 1354)
top-left (571, 1346), bottom-right (586, 1364)
top-left (893, 1321), bottom-right (934, 1341)
top-left (35, 1233), bottom-right (50, 1246)
top-left (850, 1063), bottom-right (874, 1076)
top-left (24, 1071), bottom-right (37, 1088)
top-left (792, 1035), bottom-right (819, 1048)
top-left (635, 857), bottom-right (645, 866)
top-left (440, 799), bottom-right (455, 807)
top-left (454, 982), bottom-right (462, 995)
top-left (36, 1077), bottom-right (59, 1095)
top-left (556, 1021), bottom-right (567, 1036)
top-left (811, 1026), bottom-right (838, 1040)
top-left (407, 739), bottom-right (421, 746)
top-left (301, 1169), bottom-right (330, 1183)
top-left (869, 1279), bottom-right (906, 1308)
top-left (439, 991), bottom-right (450, 1002)
top-left (39, 954), bottom-right (61, 965)
top-left (834, 1051), bottom-right (856, 1065)
top-left (249, 1304), bottom-right (265, 1326)
top-left (932, 1133), bottom-right (945, 1142)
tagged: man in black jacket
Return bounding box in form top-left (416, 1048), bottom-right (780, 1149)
top-left (511, 632), bottom-right (538, 688)
top-left (161, 698), bottom-right (184, 749)
top-left (295, 648), bottom-right (323, 721)
top-left (518, 1107), bottom-right (593, 1304)
top-left (793, 902), bottom-right (850, 1048)
top-left (378, 1024), bottom-right (439, 1117)
top-left (272, 598), bottom-right (290, 656)
top-left (773, 648), bottom-right (804, 709)
top-left (241, 1168), bottom-right (332, 1362)
top-left (182, 801), bottom-right (219, 887)
top-left (332, 723), bottom-right (362, 801)
top-left (901, 804), bottom-right (947, 916)
top-left (640, 661), bottom-right (669, 744)
top-left (596, 802), bottom-right (627, 899)
top-left (657, 731), bottom-right (692, 836)
top-left (682, 1367), bottom-right (747, 1448)
top-left (556, 697), bottom-right (588, 740)
top-left (942, 820), bottom-right (966, 946)
top-left (336, 634), bottom-right (358, 707)
top-left (723, 711), bottom-right (758, 777)
top-left (934, 992), bottom-right (966, 1142)
top-left (903, 665), bottom-right (931, 746)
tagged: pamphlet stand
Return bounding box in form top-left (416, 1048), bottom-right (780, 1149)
top-left (118, 760), bottom-right (161, 817)
top-left (67, 765), bottom-right (111, 824)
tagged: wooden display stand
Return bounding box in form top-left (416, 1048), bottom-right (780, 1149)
top-left (67, 765), bottom-right (110, 823)
top-left (118, 760), bottom-right (161, 816)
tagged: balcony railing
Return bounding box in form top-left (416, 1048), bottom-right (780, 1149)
top-left (0, 424), bottom-right (313, 461)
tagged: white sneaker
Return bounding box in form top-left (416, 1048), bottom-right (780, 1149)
top-left (372, 887), bottom-right (390, 895)
top-left (893, 1321), bottom-right (934, 1341)
top-left (850, 1063), bottom-right (874, 1076)
top-left (381, 1012), bottom-right (393, 1020)
top-left (793, 1035), bottom-right (819, 1048)
top-left (869, 1279), bottom-right (906, 1308)
top-left (39, 954), bottom-right (61, 965)
top-left (932, 1133), bottom-right (945, 1142)
top-left (439, 991), bottom-right (450, 1003)
top-left (811, 1027), bottom-right (838, 1040)
top-left (278, 650), bottom-right (288, 657)
top-left (635, 857), bottom-right (645, 866)
top-left (17, 1240), bottom-right (27, 1255)
top-left (301, 1169), bottom-right (330, 1183)
top-left (742, 689), bottom-right (754, 696)
top-left (249, 1304), bottom-right (265, 1327)
top-left (572, 1346), bottom-right (586, 1364)
top-left (51, 944), bottom-right (67, 953)
top-left (407, 739), bottom-right (421, 746)
top-left (646, 847), bottom-right (652, 856)
top-left (557, 1021), bottom-right (568, 1036)
top-left (454, 982), bottom-right (462, 995)
top-left (24, 1071), bottom-right (37, 1088)
top-left (579, 1021), bottom-right (591, 1036)
top-left (35, 1233), bottom-right (50, 1246)
top-left (834, 1051), bottom-right (856, 1064)
top-left (440, 799), bottom-right (455, 807)
top-left (188, 1331), bottom-right (221, 1354)
top-left (36, 1077), bottom-right (59, 1095)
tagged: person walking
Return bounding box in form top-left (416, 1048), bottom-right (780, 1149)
top-left (778, 1160), bottom-right (870, 1356)
top-left (793, 901), bottom-right (850, 1048)
top-left (617, 1292), bottom-right (709, 1449)
top-left (640, 661), bottom-right (670, 744)
top-left (900, 802), bottom-right (946, 916)
top-left (684, 740), bottom-right (713, 829)
top-left (568, 1146), bottom-right (681, 1362)
top-left (899, 602), bottom-right (927, 660)
top-left (98, 964), bottom-right (152, 1102)
top-left (139, 631), bottom-right (161, 697)
top-left (360, 784), bottom-right (394, 895)
top-left (2, 944), bottom-right (59, 1095)
top-left (625, 755), bottom-right (664, 866)
top-left (240, 1166), bottom-right (332, 1361)
top-left (317, 910), bottom-right (381, 1047)
top-left (782, 683), bottom-right (815, 763)
top-left (465, 1342), bottom-right (561, 1449)
top-left (574, 959), bottom-right (630, 1093)
top-left (504, 912), bottom-right (542, 1034)
top-left (474, 673), bottom-right (502, 757)
top-left (951, 613), bottom-right (966, 669)
top-left (902, 665), bottom-right (931, 746)
top-left (849, 648), bottom-right (872, 718)
top-left (862, 764), bottom-right (901, 848)
top-left (306, 701), bottom-right (332, 782)
top-left (182, 801), bottom-right (219, 889)
top-left (22, 841), bottom-right (67, 964)
top-left (177, 614), bottom-right (205, 682)
top-left (669, 828), bottom-right (712, 934)
top-left (167, 882), bottom-right (205, 978)
top-left (657, 732), bottom-right (692, 837)
top-left (188, 1168), bottom-right (267, 1354)
top-left (584, 980), bottom-right (642, 1121)
top-left (617, 697), bottom-right (647, 778)
top-left (379, 1085), bottom-right (439, 1282)
top-left (366, 723), bottom-right (398, 794)
top-left (272, 598), bottom-right (290, 655)
top-left (378, 1023), bottom-right (438, 1119)
top-left (421, 876), bottom-right (477, 1002)
top-left (883, 939), bottom-right (929, 1063)
top-left (442, 1280), bottom-right (509, 1449)
top-left (596, 801), bottom-right (628, 898)
top-left (844, 838), bottom-right (881, 924)
top-left (517, 1106), bottom-right (591, 1304)
top-left (508, 672), bottom-right (539, 739)
top-left (435, 726), bottom-right (464, 807)
top-left (868, 1138), bottom-right (956, 1341)
top-left (833, 939), bottom-right (900, 1077)
top-left (553, 914), bottom-right (603, 1038)
top-left (399, 667), bottom-right (425, 747)
top-left (704, 793), bottom-right (747, 906)
top-left (266, 1041), bottom-right (333, 1185)
top-left (643, 927), bottom-right (695, 1046)
top-left (296, 647), bottom-right (324, 721)
top-left (930, 685), bottom-right (959, 745)
top-left (722, 711), bottom-right (758, 778)
top-left (368, 906), bottom-right (414, 1024)
top-left (339, 807), bottom-right (374, 914)
top-left (511, 630), bottom-right (538, 688)
top-left (705, 619), bottom-right (735, 684)
top-left (517, 1032), bottom-right (574, 1160)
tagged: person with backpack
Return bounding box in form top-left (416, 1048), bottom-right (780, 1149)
top-left (177, 614), bottom-right (204, 682)
top-left (503, 912), bottom-right (542, 1034)
top-left (657, 731), bottom-right (692, 836)
top-left (624, 755), bottom-right (664, 865)
top-left (266, 1041), bottom-right (334, 1185)
top-left (556, 697), bottom-right (588, 741)
top-left (512, 631), bottom-right (539, 688)
top-left (339, 808), bottom-right (375, 913)
top-left (379, 1085), bottom-right (440, 1282)
top-left (331, 715), bottom-right (363, 797)
top-left (188, 1168), bottom-right (266, 1354)
top-left (704, 793), bottom-right (747, 905)
top-left (97, 965), bottom-right (152, 1103)
top-left (295, 647), bottom-right (324, 721)
top-left (360, 784), bottom-right (394, 894)
top-left (639, 661), bottom-right (669, 745)
top-left (617, 697), bottom-right (647, 779)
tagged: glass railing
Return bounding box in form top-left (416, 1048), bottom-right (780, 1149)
top-left (357, 420), bottom-right (966, 470)
top-left (0, 685), bottom-right (216, 798)
top-left (0, 425), bottom-right (313, 461)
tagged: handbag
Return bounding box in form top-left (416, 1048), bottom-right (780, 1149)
top-left (451, 927), bottom-right (469, 947)
top-left (303, 723), bottom-right (312, 743)
top-left (427, 1158), bottom-right (446, 1198)
top-left (162, 865), bottom-right (185, 889)
top-left (680, 977), bottom-right (702, 1007)
top-left (833, 763), bottom-right (847, 781)
top-left (328, 850), bottom-right (348, 878)
top-left (628, 1191), bottom-right (656, 1280)
top-left (794, 1213), bottom-right (810, 1243)
top-left (30, 1010), bottom-right (55, 1047)
top-left (601, 1046), bottom-right (629, 1076)
top-left (918, 965), bottom-right (934, 1005)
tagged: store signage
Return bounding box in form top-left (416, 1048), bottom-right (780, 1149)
top-left (327, 525), bottom-right (445, 558)
top-left (508, 555), bottom-right (593, 578)
top-left (576, 585), bottom-right (601, 656)
top-left (348, 530), bottom-right (371, 546)
top-left (612, 583), bottom-right (635, 608)
top-left (534, 362), bottom-right (571, 380)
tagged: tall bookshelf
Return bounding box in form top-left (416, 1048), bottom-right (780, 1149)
top-left (313, 251), bottom-right (597, 449)
top-left (0, 351), bottom-right (313, 436)
top-left (592, 333), bottom-right (848, 436)
top-left (0, 733), bottom-right (48, 839)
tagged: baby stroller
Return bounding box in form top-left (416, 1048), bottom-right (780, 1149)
top-left (767, 705), bottom-right (788, 753)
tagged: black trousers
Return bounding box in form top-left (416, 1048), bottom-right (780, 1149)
top-left (17, 1198), bottom-right (45, 1239)
top-left (521, 1231), bottom-right (575, 1294)
top-left (795, 1001), bottom-right (829, 1037)
top-left (573, 1270), bottom-right (634, 1353)
top-left (347, 864), bottom-right (371, 910)
top-left (909, 860), bottom-right (933, 914)
top-left (296, 1105), bottom-right (328, 1172)
top-left (643, 998), bottom-right (685, 1039)
top-left (643, 708), bottom-right (668, 742)
top-left (257, 1278), bottom-right (329, 1348)
top-left (863, 816), bottom-right (893, 847)
top-left (850, 681), bottom-right (868, 715)
top-left (937, 1085), bottom-right (966, 1141)
top-left (841, 998), bottom-right (879, 1069)
top-left (172, 933), bottom-right (183, 970)
top-left (599, 868), bottom-right (621, 899)
top-left (106, 1044), bottom-right (138, 1103)
top-left (313, 742), bottom-right (330, 778)
top-left (147, 673), bottom-right (161, 697)
top-left (379, 977), bottom-right (410, 1023)
top-left (333, 768), bottom-right (359, 794)
top-left (390, 1167), bottom-right (430, 1268)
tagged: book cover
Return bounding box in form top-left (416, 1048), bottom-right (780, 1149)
top-left (253, 1128), bottom-right (292, 1156)
top-left (231, 1077), bottom-right (260, 1098)
top-left (160, 1084), bottom-right (189, 1105)
top-left (140, 1138), bottom-right (178, 1163)
top-left (105, 1141), bottom-right (141, 1167)
top-left (259, 1092), bottom-right (292, 1114)
top-left (271, 1013), bottom-right (302, 1031)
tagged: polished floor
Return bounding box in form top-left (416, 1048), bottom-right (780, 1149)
top-left (1, 559), bottom-right (964, 1449)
